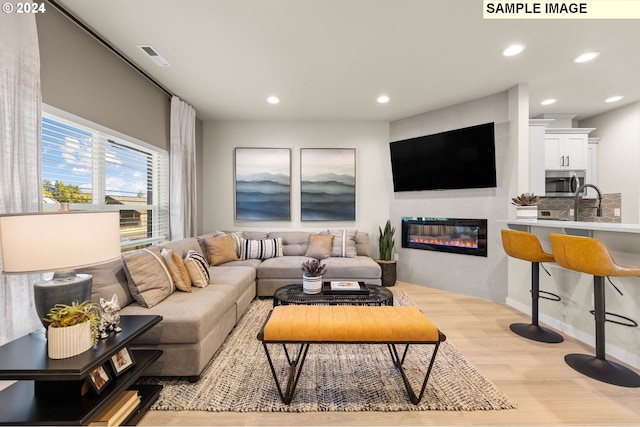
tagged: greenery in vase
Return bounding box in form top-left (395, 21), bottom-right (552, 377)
top-left (511, 192), bottom-right (541, 206)
top-left (301, 259), bottom-right (327, 277)
top-left (378, 219), bottom-right (396, 261)
top-left (44, 300), bottom-right (101, 344)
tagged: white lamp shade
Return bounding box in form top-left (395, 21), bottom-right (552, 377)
top-left (0, 211), bottom-right (121, 273)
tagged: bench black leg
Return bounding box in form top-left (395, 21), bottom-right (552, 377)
top-left (388, 342), bottom-right (441, 405)
top-left (262, 342), bottom-right (310, 404)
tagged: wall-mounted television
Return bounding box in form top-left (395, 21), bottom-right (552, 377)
top-left (389, 122), bottom-right (497, 192)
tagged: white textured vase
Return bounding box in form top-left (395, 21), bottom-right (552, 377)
top-left (302, 275), bottom-right (323, 294)
top-left (47, 321), bottom-right (93, 359)
top-left (516, 205), bottom-right (538, 221)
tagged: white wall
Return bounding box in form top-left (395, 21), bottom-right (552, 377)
top-left (201, 120), bottom-right (391, 252)
top-left (580, 102), bottom-right (640, 223)
top-left (389, 91), bottom-right (516, 302)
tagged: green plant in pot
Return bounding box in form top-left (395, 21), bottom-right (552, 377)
top-left (301, 259), bottom-right (327, 295)
top-left (512, 192), bottom-right (541, 221)
top-left (377, 220), bottom-right (397, 287)
top-left (44, 300), bottom-right (101, 359)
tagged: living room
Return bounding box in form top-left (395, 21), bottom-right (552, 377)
top-left (2, 1), bottom-right (640, 426)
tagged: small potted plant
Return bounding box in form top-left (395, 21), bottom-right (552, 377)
top-left (376, 220), bottom-right (397, 286)
top-left (44, 300), bottom-right (101, 359)
top-left (301, 259), bottom-right (327, 294)
top-left (511, 192), bottom-right (541, 221)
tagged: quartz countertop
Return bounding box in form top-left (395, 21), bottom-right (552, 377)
top-left (498, 219), bottom-right (640, 234)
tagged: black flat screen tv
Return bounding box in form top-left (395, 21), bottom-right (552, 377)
top-left (389, 122), bottom-right (496, 192)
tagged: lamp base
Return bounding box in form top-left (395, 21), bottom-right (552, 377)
top-left (34, 273), bottom-right (92, 328)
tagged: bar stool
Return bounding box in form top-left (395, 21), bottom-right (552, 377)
top-left (549, 233), bottom-right (640, 387)
top-left (501, 229), bottom-right (564, 343)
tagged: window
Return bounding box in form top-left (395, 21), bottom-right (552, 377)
top-left (41, 107), bottom-right (169, 249)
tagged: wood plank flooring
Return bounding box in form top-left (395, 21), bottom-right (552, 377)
top-left (140, 282), bottom-right (640, 426)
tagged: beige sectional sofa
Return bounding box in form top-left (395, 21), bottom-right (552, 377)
top-left (81, 230), bottom-right (381, 380)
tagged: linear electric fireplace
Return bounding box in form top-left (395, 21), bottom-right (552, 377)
top-left (401, 217), bottom-right (488, 257)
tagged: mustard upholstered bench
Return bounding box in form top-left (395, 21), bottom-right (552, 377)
top-left (257, 305), bottom-right (446, 404)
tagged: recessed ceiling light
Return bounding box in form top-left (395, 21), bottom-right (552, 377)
top-left (573, 51), bottom-right (600, 63)
top-left (377, 95), bottom-right (390, 104)
top-left (266, 96), bottom-right (280, 104)
top-left (541, 98), bottom-right (557, 105)
top-left (502, 44), bottom-right (526, 57)
top-left (605, 95), bottom-right (623, 103)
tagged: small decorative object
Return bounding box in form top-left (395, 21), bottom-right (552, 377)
top-left (87, 364), bottom-right (111, 395)
top-left (511, 192), bottom-right (541, 221)
top-left (376, 219), bottom-right (397, 287)
top-left (44, 300), bottom-right (100, 359)
top-left (109, 347), bottom-right (135, 377)
top-left (301, 259), bottom-right (327, 294)
top-left (98, 294), bottom-right (122, 339)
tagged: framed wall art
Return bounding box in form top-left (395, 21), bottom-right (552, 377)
top-left (301, 148), bottom-right (355, 221)
top-left (234, 148), bottom-right (291, 221)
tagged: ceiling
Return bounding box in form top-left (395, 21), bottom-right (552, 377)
top-left (54, 0), bottom-right (640, 122)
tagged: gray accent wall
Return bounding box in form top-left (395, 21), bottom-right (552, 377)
top-left (389, 92), bottom-right (513, 302)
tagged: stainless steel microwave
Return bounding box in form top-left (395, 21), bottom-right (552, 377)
top-left (545, 170), bottom-right (586, 197)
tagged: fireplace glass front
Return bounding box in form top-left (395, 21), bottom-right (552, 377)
top-left (401, 217), bottom-right (488, 257)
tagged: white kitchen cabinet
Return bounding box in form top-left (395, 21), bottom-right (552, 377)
top-left (529, 119), bottom-right (554, 195)
top-left (585, 138), bottom-right (600, 198)
top-left (544, 129), bottom-right (594, 170)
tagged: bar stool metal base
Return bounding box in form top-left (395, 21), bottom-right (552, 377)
top-left (565, 353), bottom-right (640, 388)
top-left (510, 323), bottom-right (564, 343)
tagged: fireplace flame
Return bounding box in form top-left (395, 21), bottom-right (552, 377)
top-left (409, 235), bottom-right (478, 249)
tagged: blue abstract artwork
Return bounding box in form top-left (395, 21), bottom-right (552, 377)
top-left (235, 148), bottom-right (291, 221)
top-left (301, 148), bottom-right (355, 221)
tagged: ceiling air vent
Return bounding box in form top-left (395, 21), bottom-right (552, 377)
top-left (137, 44), bottom-right (171, 67)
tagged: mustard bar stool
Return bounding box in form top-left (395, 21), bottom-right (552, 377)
top-left (501, 229), bottom-right (564, 343)
top-left (549, 233), bottom-right (640, 387)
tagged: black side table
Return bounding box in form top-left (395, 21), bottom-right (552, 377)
top-left (0, 315), bottom-right (162, 426)
top-left (273, 283), bottom-right (393, 306)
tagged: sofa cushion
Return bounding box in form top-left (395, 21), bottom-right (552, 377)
top-left (240, 237), bottom-right (283, 260)
top-left (184, 250), bottom-right (210, 287)
top-left (355, 232), bottom-right (372, 257)
top-left (305, 234), bottom-right (334, 259)
top-left (120, 284), bottom-right (238, 345)
top-left (257, 256), bottom-right (312, 279)
top-left (322, 229), bottom-right (358, 257)
top-left (321, 256), bottom-right (382, 280)
top-left (161, 248), bottom-right (191, 292)
top-left (122, 248), bottom-right (175, 308)
top-left (159, 237), bottom-right (203, 258)
top-left (204, 234), bottom-right (239, 266)
top-left (81, 258), bottom-right (134, 307)
top-left (267, 231), bottom-right (311, 256)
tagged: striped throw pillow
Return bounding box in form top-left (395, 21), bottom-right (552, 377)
top-left (240, 238), bottom-right (283, 260)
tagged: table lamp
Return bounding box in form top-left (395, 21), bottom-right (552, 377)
top-left (0, 211), bottom-right (121, 327)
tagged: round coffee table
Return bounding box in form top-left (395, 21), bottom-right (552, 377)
top-left (273, 283), bottom-right (393, 306)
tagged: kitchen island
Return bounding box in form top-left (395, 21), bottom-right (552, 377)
top-left (498, 219), bottom-right (640, 371)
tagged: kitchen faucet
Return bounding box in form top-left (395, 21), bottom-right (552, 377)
top-left (574, 183), bottom-right (603, 221)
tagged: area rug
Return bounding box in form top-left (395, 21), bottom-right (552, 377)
top-left (144, 290), bottom-right (516, 412)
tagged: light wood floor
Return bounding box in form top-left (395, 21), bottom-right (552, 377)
top-left (140, 282), bottom-right (640, 426)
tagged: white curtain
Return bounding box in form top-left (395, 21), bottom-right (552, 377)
top-left (0, 4), bottom-right (43, 346)
top-left (170, 96), bottom-right (197, 240)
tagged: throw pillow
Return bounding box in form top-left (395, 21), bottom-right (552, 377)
top-left (184, 250), bottom-right (210, 288)
top-left (324, 229), bottom-right (358, 258)
top-left (161, 248), bottom-right (192, 292)
top-left (305, 234), bottom-right (334, 259)
top-left (204, 234), bottom-right (239, 266)
top-left (122, 248), bottom-right (175, 308)
top-left (240, 237), bottom-right (283, 260)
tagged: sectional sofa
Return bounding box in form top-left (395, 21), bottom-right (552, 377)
top-left (81, 230), bottom-right (381, 379)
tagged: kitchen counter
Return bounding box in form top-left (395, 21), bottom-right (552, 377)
top-left (498, 219), bottom-right (640, 236)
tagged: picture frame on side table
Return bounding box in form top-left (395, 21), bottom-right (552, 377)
top-left (87, 364), bottom-right (111, 395)
top-left (109, 347), bottom-right (136, 377)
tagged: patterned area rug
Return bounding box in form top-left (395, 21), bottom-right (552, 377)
top-left (144, 290), bottom-right (516, 412)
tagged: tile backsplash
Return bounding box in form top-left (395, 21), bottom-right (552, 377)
top-left (538, 193), bottom-right (622, 223)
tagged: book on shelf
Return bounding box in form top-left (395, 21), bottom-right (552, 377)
top-left (89, 389), bottom-right (140, 426)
